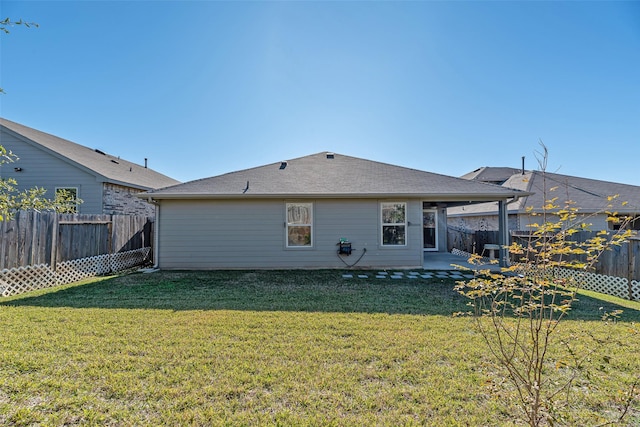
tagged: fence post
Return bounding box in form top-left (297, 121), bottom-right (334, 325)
top-left (107, 219), bottom-right (113, 255)
top-left (107, 216), bottom-right (114, 273)
top-left (0, 219), bottom-right (5, 270)
top-left (50, 214), bottom-right (59, 271)
top-left (630, 239), bottom-right (636, 300)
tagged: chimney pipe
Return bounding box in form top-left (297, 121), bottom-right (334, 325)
top-left (521, 156), bottom-right (525, 175)
top-left (144, 158), bottom-right (148, 169)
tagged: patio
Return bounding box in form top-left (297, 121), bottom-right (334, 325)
top-left (423, 251), bottom-right (501, 272)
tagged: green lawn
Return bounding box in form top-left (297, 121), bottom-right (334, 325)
top-left (1, 270), bottom-right (639, 426)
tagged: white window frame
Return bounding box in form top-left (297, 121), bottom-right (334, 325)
top-left (55, 187), bottom-right (79, 213)
top-left (286, 202), bottom-right (313, 248)
top-left (380, 201), bottom-right (407, 247)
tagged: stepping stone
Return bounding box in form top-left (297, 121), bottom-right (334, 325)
top-left (357, 274), bottom-right (368, 278)
top-left (342, 274), bottom-right (353, 278)
top-left (391, 275), bottom-right (403, 279)
top-left (393, 272), bottom-right (404, 275)
top-left (377, 272), bottom-right (388, 275)
top-left (407, 275), bottom-right (417, 279)
top-left (408, 272), bottom-right (420, 276)
top-left (420, 274), bottom-right (433, 278)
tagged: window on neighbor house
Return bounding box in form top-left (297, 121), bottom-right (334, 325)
top-left (381, 202), bottom-right (407, 246)
top-left (286, 202), bottom-right (313, 247)
top-left (55, 187), bottom-right (79, 213)
top-left (608, 215), bottom-right (640, 231)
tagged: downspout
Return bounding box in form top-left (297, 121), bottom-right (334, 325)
top-left (147, 197), bottom-right (160, 269)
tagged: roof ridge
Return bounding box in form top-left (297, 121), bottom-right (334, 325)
top-left (1, 117), bottom-right (180, 189)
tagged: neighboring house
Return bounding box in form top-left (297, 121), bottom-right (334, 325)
top-left (140, 152), bottom-right (527, 270)
top-left (448, 166), bottom-right (640, 232)
top-left (0, 118), bottom-right (180, 215)
top-left (460, 166), bottom-right (522, 186)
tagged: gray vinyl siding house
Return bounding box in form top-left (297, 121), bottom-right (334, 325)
top-left (0, 118), bottom-right (180, 215)
top-left (155, 199), bottom-right (430, 269)
top-left (143, 152), bottom-right (527, 270)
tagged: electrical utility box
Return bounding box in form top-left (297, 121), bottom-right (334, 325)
top-left (338, 239), bottom-right (352, 255)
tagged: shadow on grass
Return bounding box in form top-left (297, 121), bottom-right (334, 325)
top-left (2, 270), bottom-right (639, 320)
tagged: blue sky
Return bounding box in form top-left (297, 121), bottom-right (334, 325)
top-left (1, 0), bottom-right (639, 185)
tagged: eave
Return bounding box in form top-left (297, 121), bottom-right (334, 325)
top-left (138, 191), bottom-right (531, 202)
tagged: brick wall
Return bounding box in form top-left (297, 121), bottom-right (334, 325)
top-left (102, 183), bottom-right (155, 216)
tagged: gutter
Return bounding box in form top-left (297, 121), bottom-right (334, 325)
top-left (136, 191), bottom-right (532, 201)
top-left (507, 194), bottom-right (523, 206)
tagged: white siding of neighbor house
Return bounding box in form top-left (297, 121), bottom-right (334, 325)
top-left (157, 198), bottom-right (426, 269)
top-left (447, 214), bottom-right (519, 232)
top-left (448, 212), bottom-right (611, 233)
top-left (0, 129), bottom-right (104, 213)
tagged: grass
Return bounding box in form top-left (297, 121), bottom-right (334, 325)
top-left (0, 270), bottom-right (639, 426)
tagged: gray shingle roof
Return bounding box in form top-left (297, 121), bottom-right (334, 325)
top-left (451, 167), bottom-right (640, 215)
top-left (508, 170), bottom-right (640, 213)
top-left (1, 118), bottom-right (180, 190)
top-left (145, 152), bottom-right (528, 201)
top-left (461, 166), bottom-right (523, 183)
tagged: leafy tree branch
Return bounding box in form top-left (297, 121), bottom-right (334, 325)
top-left (455, 143), bottom-right (638, 426)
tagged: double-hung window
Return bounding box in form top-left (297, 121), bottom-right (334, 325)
top-left (286, 202), bottom-right (313, 247)
top-left (381, 202), bottom-right (406, 246)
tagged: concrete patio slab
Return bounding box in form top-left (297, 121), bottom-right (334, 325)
top-left (423, 252), bottom-right (501, 272)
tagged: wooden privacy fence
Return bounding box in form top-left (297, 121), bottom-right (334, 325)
top-left (447, 228), bottom-right (499, 256)
top-left (451, 247), bottom-right (640, 301)
top-left (511, 231), bottom-right (640, 283)
top-left (0, 211), bottom-right (153, 270)
top-left (0, 247), bottom-right (151, 297)
top-left (448, 227), bottom-right (639, 283)
top-left (0, 212), bottom-right (154, 297)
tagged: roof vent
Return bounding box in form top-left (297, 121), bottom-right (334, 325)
top-left (111, 159), bottom-right (119, 164)
top-left (279, 161), bottom-right (287, 170)
top-left (95, 149), bottom-right (106, 155)
top-left (326, 152), bottom-right (335, 159)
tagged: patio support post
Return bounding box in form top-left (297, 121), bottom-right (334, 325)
top-left (498, 199), bottom-right (510, 267)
